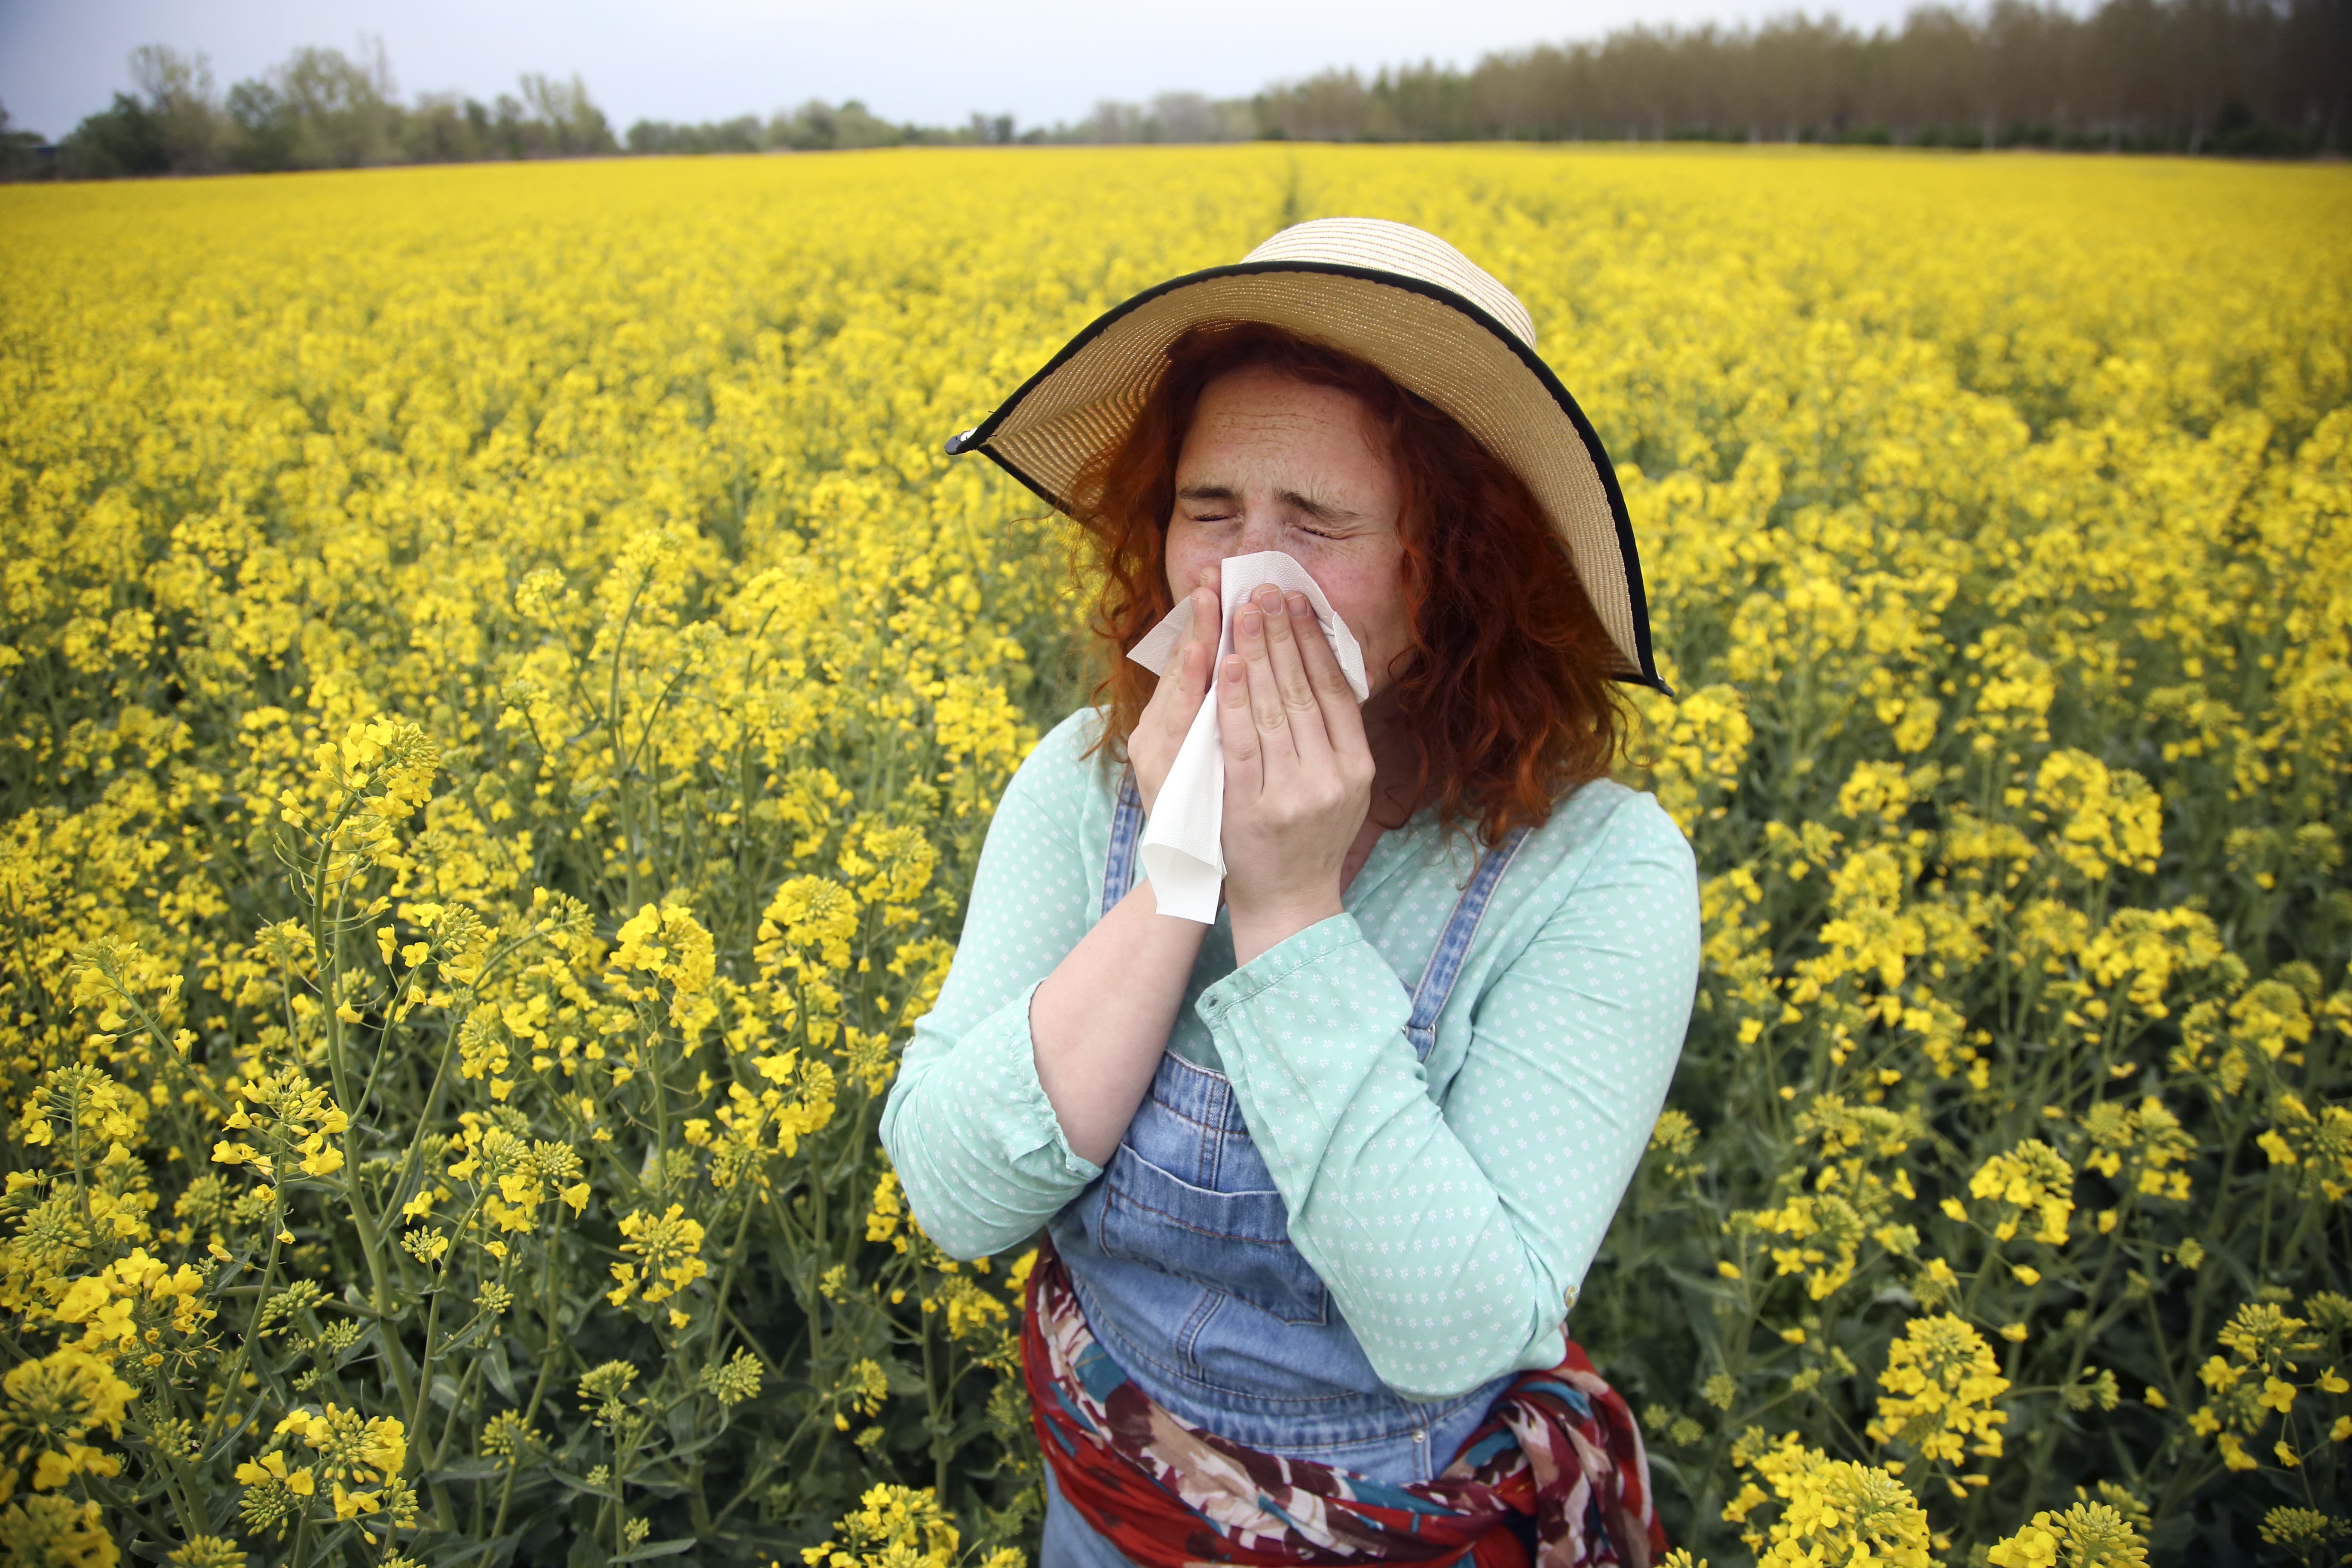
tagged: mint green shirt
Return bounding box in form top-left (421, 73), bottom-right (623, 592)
top-left (882, 709), bottom-right (1700, 1399)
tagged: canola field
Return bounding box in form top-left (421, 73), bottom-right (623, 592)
top-left (0, 145), bottom-right (2347, 1568)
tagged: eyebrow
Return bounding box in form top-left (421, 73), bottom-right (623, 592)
top-left (1175, 484), bottom-right (1364, 524)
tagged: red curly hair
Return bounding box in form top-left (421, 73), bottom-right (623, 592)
top-left (1070, 321), bottom-right (1629, 845)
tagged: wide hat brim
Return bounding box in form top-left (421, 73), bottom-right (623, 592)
top-left (945, 258), bottom-right (1668, 694)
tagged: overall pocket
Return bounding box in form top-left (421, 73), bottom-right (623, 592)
top-left (1095, 1144), bottom-right (1329, 1326)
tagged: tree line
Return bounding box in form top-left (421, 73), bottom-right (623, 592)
top-left (2, 41), bottom-right (618, 179)
top-left (1250, 0), bottom-right (2347, 153)
top-left (5, 0), bottom-right (2345, 181)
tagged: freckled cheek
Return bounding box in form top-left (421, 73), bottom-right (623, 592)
top-left (1323, 581), bottom-right (1415, 689)
top-left (1162, 529), bottom-right (1215, 598)
top-left (1361, 623), bottom-right (1417, 694)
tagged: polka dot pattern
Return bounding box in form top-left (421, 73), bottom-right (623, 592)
top-left (881, 709), bottom-right (1700, 1397)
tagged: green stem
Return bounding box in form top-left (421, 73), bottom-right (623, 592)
top-left (301, 801), bottom-right (426, 1435)
top-left (708, 1408), bottom-right (824, 1530)
top-left (705, 1195), bottom-right (757, 1358)
top-left (606, 572), bottom-right (652, 910)
top-left (78, 1470), bottom-right (182, 1553)
top-left (200, 1192), bottom-right (292, 1458)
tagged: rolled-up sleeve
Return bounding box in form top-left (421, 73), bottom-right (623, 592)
top-left (1197, 793), bottom-right (1700, 1400)
top-left (880, 719), bottom-right (1105, 1259)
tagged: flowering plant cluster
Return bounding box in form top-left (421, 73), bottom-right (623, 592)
top-left (0, 145), bottom-right (2345, 1565)
top-left (1584, 155), bottom-right (2351, 1560)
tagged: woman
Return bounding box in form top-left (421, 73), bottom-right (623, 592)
top-left (882, 219), bottom-right (1700, 1566)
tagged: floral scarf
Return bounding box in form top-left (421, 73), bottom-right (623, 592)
top-left (1022, 1242), bottom-right (1663, 1568)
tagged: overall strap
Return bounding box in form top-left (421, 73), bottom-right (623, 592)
top-left (1403, 827), bottom-right (1531, 1063)
top-left (1106, 779), bottom-right (1527, 1062)
top-left (1101, 771), bottom-right (1145, 918)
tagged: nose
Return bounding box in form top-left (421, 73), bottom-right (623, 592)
top-left (1222, 510), bottom-right (1287, 560)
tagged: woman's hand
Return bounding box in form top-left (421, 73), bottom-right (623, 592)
top-left (1128, 579), bottom-right (1219, 815)
top-left (1219, 584), bottom-right (1377, 964)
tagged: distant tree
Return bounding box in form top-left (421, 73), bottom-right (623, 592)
top-left (55, 46), bottom-right (227, 177)
top-left (627, 115), bottom-right (764, 155)
top-left (1146, 92), bottom-right (1253, 142)
top-left (0, 101), bottom-right (54, 181)
top-left (1256, 70), bottom-right (1375, 142)
top-left (772, 101), bottom-right (837, 150)
top-left (223, 81), bottom-right (290, 172)
top-left (518, 74), bottom-right (619, 156)
top-left (59, 94), bottom-right (167, 178)
top-left (769, 100), bottom-right (904, 151)
top-left (279, 40), bottom-right (398, 166)
top-left (401, 93), bottom-right (491, 164)
top-left (221, 40), bottom-right (398, 170)
top-left (833, 101), bottom-right (904, 149)
top-left (129, 45), bottom-right (230, 170)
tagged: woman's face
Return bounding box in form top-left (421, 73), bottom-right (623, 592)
top-left (1163, 365), bottom-right (1414, 698)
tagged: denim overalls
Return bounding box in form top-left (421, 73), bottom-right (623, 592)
top-left (1041, 777), bottom-right (1531, 1564)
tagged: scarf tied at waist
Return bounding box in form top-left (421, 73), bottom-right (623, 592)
top-left (1022, 1240), bottom-right (1665, 1568)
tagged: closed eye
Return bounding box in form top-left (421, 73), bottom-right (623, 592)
top-left (1173, 485), bottom-right (1360, 539)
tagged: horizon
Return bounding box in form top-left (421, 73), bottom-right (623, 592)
top-left (2, 0), bottom-right (1972, 145)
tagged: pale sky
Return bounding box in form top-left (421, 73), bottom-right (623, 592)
top-left (2, 0), bottom-right (1943, 143)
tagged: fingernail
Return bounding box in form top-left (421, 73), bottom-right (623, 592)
top-left (1237, 606), bottom-right (1261, 637)
top-left (1287, 592), bottom-right (1309, 615)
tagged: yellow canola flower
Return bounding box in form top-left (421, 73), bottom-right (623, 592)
top-left (1870, 1314), bottom-right (2012, 1468)
top-left (608, 1204), bottom-right (709, 1307)
top-left (277, 1404), bottom-right (407, 1486)
top-left (1725, 1435), bottom-right (1936, 1568)
top-left (0, 1348), bottom-right (137, 1484)
top-left (232, 1450), bottom-right (314, 1495)
top-left (1968, 1139), bottom-right (2076, 1246)
top-left (801, 1483), bottom-right (965, 1568)
top-left (1, 142), bottom-right (2347, 1566)
top-left (1987, 1501), bottom-right (2150, 1567)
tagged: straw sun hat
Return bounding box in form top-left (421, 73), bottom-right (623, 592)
top-left (944, 216), bottom-right (1666, 693)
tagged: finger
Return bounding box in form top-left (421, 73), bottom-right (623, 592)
top-left (1185, 585), bottom-right (1218, 661)
top-left (1175, 585), bottom-right (1217, 707)
top-left (1255, 585), bottom-right (1334, 767)
top-left (1286, 591), bottom-right (1372, 763)
top-left (1157, 652), bottom-right (1203, 752)
top-left (1217, 653), bottom-right (1262, 801)
top-left (1233, 598), bottom-right (1298, 769)
top-left (1136, 644), bottom-right (1182, 738)
top-left (1146, 585), bottom-right (1217, 738)
top-left (1180, 620), bottom-right (1213, 705)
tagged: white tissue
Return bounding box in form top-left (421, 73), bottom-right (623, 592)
top-left (1124, 551), bottom-right (1370, 924)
